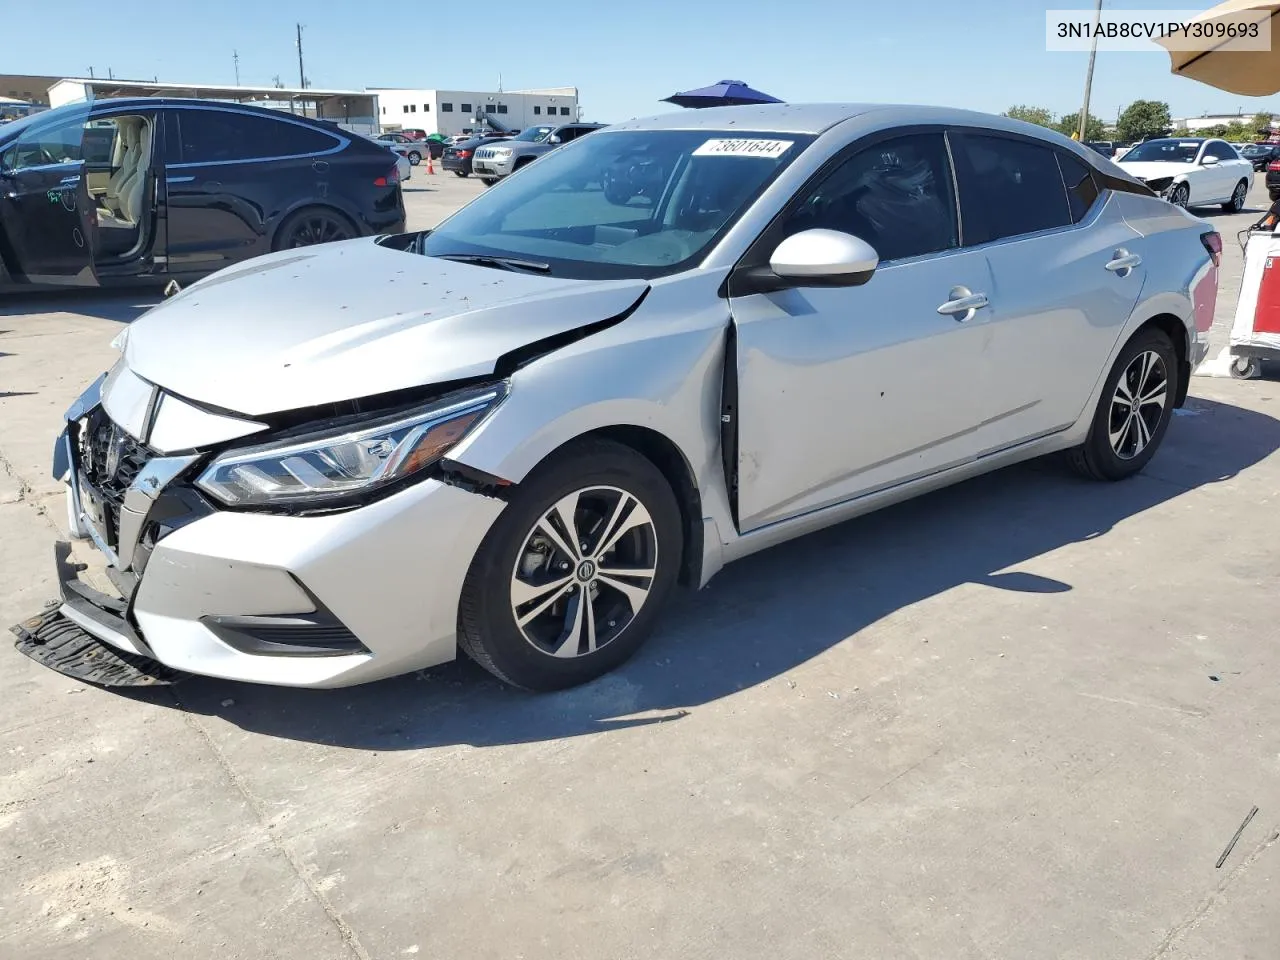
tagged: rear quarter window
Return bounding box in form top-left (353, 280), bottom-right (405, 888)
top-left (173, 109), bottom-right (341, 164)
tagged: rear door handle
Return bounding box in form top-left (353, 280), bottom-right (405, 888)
top-left (937, 288), bottom-right (990, 322)
top-left (1105, 251), bottom-right (1142, 274)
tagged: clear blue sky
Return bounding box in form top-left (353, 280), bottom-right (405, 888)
top-left (8, 0), bottom-right (1280, 124)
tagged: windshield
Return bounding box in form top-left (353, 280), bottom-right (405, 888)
top-left (1122, 139), bottom-right (1201, 163)
top-left (1243, 145), bottom-right (1269, 155)
top-left (513, 125), bottom-right (556, 143)
top-left (0, 101), bottom-right (88, 144)
top-left (420, 129), bottom-right (813, 280)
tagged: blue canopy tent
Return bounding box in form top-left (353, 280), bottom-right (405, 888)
top-left (661, 80), bottom-right (783, 109)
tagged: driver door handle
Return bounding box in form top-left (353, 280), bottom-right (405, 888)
top-left (937, 288), bottom-right (990, 321)
top-left (1106, 251), bottom-right (1142, 273)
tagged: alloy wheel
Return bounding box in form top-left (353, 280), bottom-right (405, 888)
top-left (1109, 350), bottom-right (1168, 460)
top-left (286, 214), bottom-right (353, 248)
top-left (1232, 180), bottom-right (1247, 209)
top-left (509, 486), bottom-right (658, 659)
top-left (1169, 184), bottom-right (1189, 208)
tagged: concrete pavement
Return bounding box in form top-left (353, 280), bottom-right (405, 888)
top-left (1, 172), bottom-right (1278, 960)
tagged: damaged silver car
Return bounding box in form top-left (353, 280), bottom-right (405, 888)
top-left (20, 103), bottom-right (1218, 691)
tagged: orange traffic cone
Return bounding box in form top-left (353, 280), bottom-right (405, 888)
top-left (427, 152), bottom-right (435, 175)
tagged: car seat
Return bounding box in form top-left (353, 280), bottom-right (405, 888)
top-left (102, 121), bottom-right (140, 219)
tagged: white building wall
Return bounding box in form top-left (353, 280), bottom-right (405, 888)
top-left (373, 88), bottom-right (579, 136)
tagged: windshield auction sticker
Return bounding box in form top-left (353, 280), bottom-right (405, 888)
top-left (693, 139), bottom-right (794, 159)
top-left (1046, 9), bottom-right (1271, 51)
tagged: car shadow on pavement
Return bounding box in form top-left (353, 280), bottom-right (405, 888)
top-left (0, 290), bottom-right (159, 323)
top-left (139, 394), bottom-right (1280, 750)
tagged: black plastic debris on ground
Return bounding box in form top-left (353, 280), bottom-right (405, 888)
top-left (10, 606), bottom-right (188, 687)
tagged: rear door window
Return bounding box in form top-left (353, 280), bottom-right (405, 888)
top-left (953, 133), bottom-right (1073, 244)
top-left (173, 109), bottom-right (340, 164)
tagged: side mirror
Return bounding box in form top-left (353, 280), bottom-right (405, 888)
top-left (548, 135), bottom-right (562, 145)
top-left (734, 229), bottom-right (879, 295)
top-left (770, 229), bottom-right (879, 285)
top-left (1202, 155), bottom-right (1220, 166)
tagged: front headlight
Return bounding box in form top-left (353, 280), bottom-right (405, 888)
top-left (1145, 176), bottom-right (1174, 193)
top-left (195, 384), bottom-right (506, 508)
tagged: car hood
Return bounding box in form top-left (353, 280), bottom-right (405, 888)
top-left (1115, 160), bottom-right (1193, 181)
top-left (123, 238), bottom-right (648, 417)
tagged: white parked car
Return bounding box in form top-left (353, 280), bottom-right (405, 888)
top-left (1116, 137), bottom-right (1252, 211)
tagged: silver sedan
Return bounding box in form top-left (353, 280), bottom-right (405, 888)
top-left (32, 104), bottom-right (1219, 692)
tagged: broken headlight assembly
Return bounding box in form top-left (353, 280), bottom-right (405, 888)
top-left (195, 384), bottom-right (507, 509)
top-left (1144, 176), bottom-right (1175, 194)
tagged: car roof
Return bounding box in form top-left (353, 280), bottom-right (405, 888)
top-left (607, 102), bottom-right (1089, 137)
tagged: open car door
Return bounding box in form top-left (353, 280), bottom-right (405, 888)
top-left (0, 108), bottom-right (99, 288)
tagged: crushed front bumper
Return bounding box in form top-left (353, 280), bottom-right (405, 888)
top-left (17, 390), bottom-right (507, 689)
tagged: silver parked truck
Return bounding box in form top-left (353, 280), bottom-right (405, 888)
top-left (22, 103), bottom-right (1218, 692)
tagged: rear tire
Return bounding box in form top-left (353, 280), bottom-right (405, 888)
top-left (408, 151), bottom-right (421, 166)
top-left (454, 170), bottom-right (468, 178)
top-left (1223, 178), bottom-right (1248, 212)
top-left (272, 206), bottom-right (357, 251)
top-left (1067, 328), bottom-right (1179, 481)
top-left (457, 439), bottom-right (683, 692)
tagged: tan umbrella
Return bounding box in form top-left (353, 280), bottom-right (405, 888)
top-left (1159, 1), bottom-right (1280, 95)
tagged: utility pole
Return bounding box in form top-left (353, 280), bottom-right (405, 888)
top-left (233, 50), bottom-right (241, 85)
top-left (108, 67), bottom-right (114, 81)
top-left (87, 67), bottom-right (94, 79)
top-left (1077, 0), bottom-right (1103, 141)
top-left (296, 24), bottom-right (307, 89)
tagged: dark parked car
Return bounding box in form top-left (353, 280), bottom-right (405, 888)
top-left (1084, 140), bottom-right (1115, 158)
top-left (0, 98), bottom-right (406, 293)
top-left (441, 133), bottom-right (511, 178)
top-left (1242, 142), bottom-right (1280, 171)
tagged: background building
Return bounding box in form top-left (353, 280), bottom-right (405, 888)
top-left (369, 87), bottom-right (580, 136)
top-left (1171, 112), bottom-right (1279, 133)
top-left (45, 78), bottom-right (379, 133)
top-left (0, 74), bottom-right (61, 110)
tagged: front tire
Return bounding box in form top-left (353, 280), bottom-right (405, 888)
top-left (1068, 329), bottom-right (1179, 481)
top-left (1168, 182), bottom-right (1190, 208)
top-left (1229, 355), bottom-right (1261, 379)
top-left (1223, 178), bottom-right (1248, 212)
top-left (458, 439), bottom-right (683, 691)
top-left (481, 178), bottom-right (497, 187)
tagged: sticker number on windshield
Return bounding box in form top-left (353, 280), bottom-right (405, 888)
top-left (693, 138), bottom-right (794, 159)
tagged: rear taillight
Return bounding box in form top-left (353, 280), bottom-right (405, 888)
top-left (1268, 160), bottom-right (1280, 171)
top-left (374, 162), bottom-right (402, 187)
top-left (457, 149), bottom-right (471, 158)
top-left (1202, 230), bottom-right (1222, 267)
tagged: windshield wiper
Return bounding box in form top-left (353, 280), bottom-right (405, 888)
top-left (436, 253), bottom-right (551, 274)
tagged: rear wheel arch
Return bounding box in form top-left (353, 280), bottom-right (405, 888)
top-left (1135, 313), bottom-right (1191, 407)
top-left (270, 203), bottom-right (359, 251)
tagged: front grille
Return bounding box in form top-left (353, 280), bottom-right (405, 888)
top-left (79, 410), bottom-right (152, 547)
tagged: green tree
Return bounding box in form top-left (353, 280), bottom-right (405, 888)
top-left (1252, 111), bottom-right (1273, 138)
top-left (1117, 100), bottom-right (1172, 142)
top-left (1170, 127), bottom-right (1192, 137)
top-left (1003, 105), bottom-right (1056, 129)
top-left (1222, 121), bottom-right (1255, 141)
top-left (1057, 111), bottom-right (1106, 141)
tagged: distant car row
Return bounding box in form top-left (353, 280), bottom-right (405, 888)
top-left (441, 122), bottom-right (605, 184)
